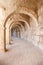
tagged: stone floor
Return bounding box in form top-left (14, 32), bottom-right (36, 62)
top-left (0, 38), bottom-right (43, 65)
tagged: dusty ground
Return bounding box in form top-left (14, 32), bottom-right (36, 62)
top-left (0, 38), bottom-right (43, 65)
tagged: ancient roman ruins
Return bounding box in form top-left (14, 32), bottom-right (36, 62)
top-left (0, 0), bottom-right (43, 65)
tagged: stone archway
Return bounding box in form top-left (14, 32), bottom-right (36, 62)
top-left (9, 20), bottom-right (28, 44)
top-left (3, 8), bottom-right (39, 51)
top-left (9, 22), bottom-right (25, 44)
top-left (6, 18), bottom-right (29, 45)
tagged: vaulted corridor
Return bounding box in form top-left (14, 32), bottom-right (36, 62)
top-left (0, 0), bottom-right (43, 65)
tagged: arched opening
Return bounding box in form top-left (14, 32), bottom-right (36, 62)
top-left (4, 9), bottom-right (39, 50)
top-left (10, 21), bottom-right (28, 43)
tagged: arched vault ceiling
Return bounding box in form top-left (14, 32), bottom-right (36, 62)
top-left (19, 14), bottom-right (30, 26)
top-left (11, 21), bottom-right (25, 29)
top-left (5, 13), bottom-right (38, 29)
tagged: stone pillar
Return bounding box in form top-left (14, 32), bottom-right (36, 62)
top-left (9, 29), bottom-right (12, 44)
top-left (0, 25), bottom-right (6, 52)
top-left (6, 27), bottom-right (10, 44)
